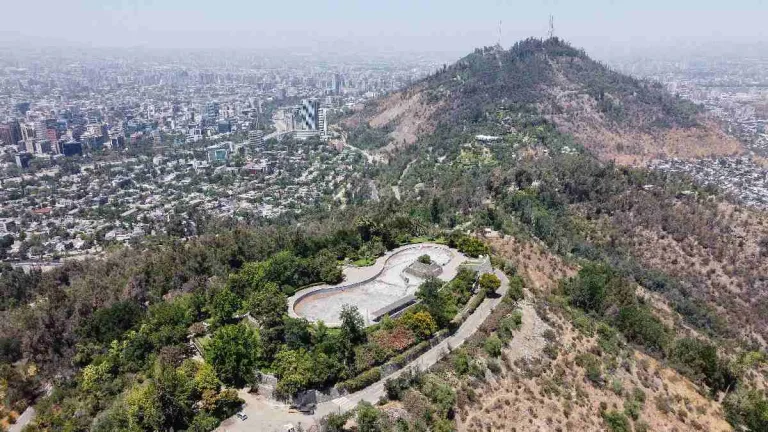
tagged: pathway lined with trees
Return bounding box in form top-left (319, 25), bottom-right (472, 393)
top-left (217, 269), bottom-right (511, 431)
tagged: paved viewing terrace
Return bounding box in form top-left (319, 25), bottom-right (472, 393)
top-left (289, 243), bottom-right (467, 326)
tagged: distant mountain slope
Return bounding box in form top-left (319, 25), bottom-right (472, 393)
top-left (346, 38), bottom-right (742, 164)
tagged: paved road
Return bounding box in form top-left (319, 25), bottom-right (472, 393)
top-left (219, 269), bottom-right (510, 432)
top-left (330, 269), bottom-right (510, 410)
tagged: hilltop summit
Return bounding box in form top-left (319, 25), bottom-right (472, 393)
top-left (346, 38), bottom-right (742, 164)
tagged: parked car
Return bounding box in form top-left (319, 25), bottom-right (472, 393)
top-left (236, 412), bottom-right (248, 421)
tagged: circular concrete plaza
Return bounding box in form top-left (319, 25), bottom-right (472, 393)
top-left (290, 243), bottom-right (467, 326)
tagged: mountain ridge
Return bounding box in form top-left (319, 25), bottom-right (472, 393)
top-left (345, 38), bottom-right (743, 164)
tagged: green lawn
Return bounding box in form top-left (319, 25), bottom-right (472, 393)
top-left (352, 257), bottom-right (376, 267)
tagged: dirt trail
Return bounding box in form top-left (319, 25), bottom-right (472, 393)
top-left (503, 298), bottom-right (550, 365)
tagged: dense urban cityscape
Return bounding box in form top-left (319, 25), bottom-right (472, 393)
top-left (611, 52), bottom-right (768, 207)
top-left (0, 49), bottom-right (451, 262)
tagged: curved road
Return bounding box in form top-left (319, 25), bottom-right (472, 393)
top-left (217, 269), bottom-right (510, 432)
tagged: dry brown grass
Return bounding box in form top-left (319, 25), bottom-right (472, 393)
top-left (486, 235), bottom-right (576, 294)
top-left (457, 309), bottom-right (732, 432)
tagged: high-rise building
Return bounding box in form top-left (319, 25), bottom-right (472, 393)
top-left (46, 128), bottom-right (58, 153)
top-left (62, 142), bottom-right (83, 157)
top-left (217, 120), bottom-right (231, 134)
top-left (204, 101), bottom-right (220, 120)
top-left (332, 73), bottom-right (343, 95)
top-left (15, 152), bottom-right (33, 169)
top-left (35, 121), bottom-right (47, 141)
top-left (248, 130), bottom-right (264, 147)
top-left (0, 124), bottom-right (12, 146)
top-left (298, 99), bottom-right (320, 131)
top-left (318, 108), bottom-right (328, 138)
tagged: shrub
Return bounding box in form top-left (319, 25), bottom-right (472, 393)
top-left (384, 370), bottom-right (421, 401)
top-left (354, 343), bottom-right (391, 373)
top-left (614, 305), bottom-right (670, 353)
top-left (543, 343), bottom-right (559, 360)
top-left (417, 254), bottom-right (432, 264)
top-left (487, 359), bottom-right (502, 374)
top-left (575, 353), bottom-right (602, 386)
top-left (484, 334), bottom-right (503, 357)
top-left (478, 273), bottom-right (501, 296)
top-left (602, 410), bottom-right (631, 432)
top-left (670, 337), bottom-right (735, 393)
top-left (453, 349), bottom-right (471, 375)
top-left (338, 367), bottom-right (382, 393)
top-left (401, 311), bottom-right (438, 340)
top-left (370, 325), bottom-right (416, 353)
top-left (506, 275), bottom-right (525, 302)
top-left (356, 401), bottom-right (381, 432)
top-left (723, 388), bottom-right (768, 431)
top-left (498, 311), bottom-right (523, 342)
top-left (420, 375), bottom-right (456, 417)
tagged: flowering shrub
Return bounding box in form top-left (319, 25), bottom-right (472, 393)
top-left (370, 325), bottom-right (417, 353)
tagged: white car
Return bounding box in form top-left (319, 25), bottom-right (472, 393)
top-left (236, 412), bottom-right (248, 421)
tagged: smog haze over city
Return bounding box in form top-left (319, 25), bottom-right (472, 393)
top-left (1, 2), bottom-right (768, 432)
top-left (2, 0), bottom-right (767, 55)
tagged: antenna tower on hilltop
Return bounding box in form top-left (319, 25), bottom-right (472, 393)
top-left (497, 20), bottom-right (502, 47)
top-left (548, 15), bottom-right (555, 39)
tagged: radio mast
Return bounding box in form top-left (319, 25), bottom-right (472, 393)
top-left (548, 15), bottom-right (555, 39)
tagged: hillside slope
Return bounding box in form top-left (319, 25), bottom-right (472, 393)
top-left (346, 38), bottom-right (742, 164)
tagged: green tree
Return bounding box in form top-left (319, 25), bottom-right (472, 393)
top-left (356, 401), bottom-right (382, 432)
top-left (506, 275), bottom-right (525, 302)
top-left (247, 282), bottom-right (287, 362)
top-left (209, 287), bottom-right (241, 327)
top-left (416, 278), bottom-right (453, 327)
top-left (478, 272), bottom-right (501, 296)
top-left (670, 337), bottom-right (735, 393)
top-left (339, 305), bottom-right (367, 346)
top-left (724, 388), bottom-right (768, 431)
top-left (273, 348), bottom-right (314, 397)
top-left (283, 317), bottom-right (312, 350)
top-left (205, 324), bottom-right (260, 386)
top-left (614, 305), bottom-right (670, 353)
top-left (124, 382), bottom-right (164, 431)
top-left (484, 334), bottom-right (503, 357)
top-left (153, 363), bottom-right (195, 430)
top-left (402, 310), bottom-right (438, 340)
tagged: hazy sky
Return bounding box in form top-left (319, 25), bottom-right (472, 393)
top-left (2, 0), bottom-right (767, 55)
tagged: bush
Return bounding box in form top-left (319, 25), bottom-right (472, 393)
top-left (450, 235), bottom-right (489, 258)
top-left (384, 370), bottom-right (421, 401)
top-left (484, 334), bottom-right (503, 357)
top-left (370, 325), bottom-right (416, 353)
top-left (338, 367), bottom-right (382, 393)
top-left (417, 254), bottom-right (432, 264)
top-left (723, 388), bottom-right (768, 431)
top-left (487, 359), bottom-right (502, 374)
top-left (478, 273), bottom-right (501, 296)
top-left (401, 311), bottom-right (438, 340)
top-left (453, 349), bottom-right (471, 375)
top-left (575, 353), bottom-right (602, 386)
top-left (614, 306), bottom-right (670, 353)
top-left (498, 311), bottom-right (523, 342)
top-left (670, 337), bottom-right (735, 393)
top-left (602, 410), bottom-right (631, 432)
top-left (356, 401), bottom-right (381, 432)
top-left (506, 275), bottom-right (525, 302)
